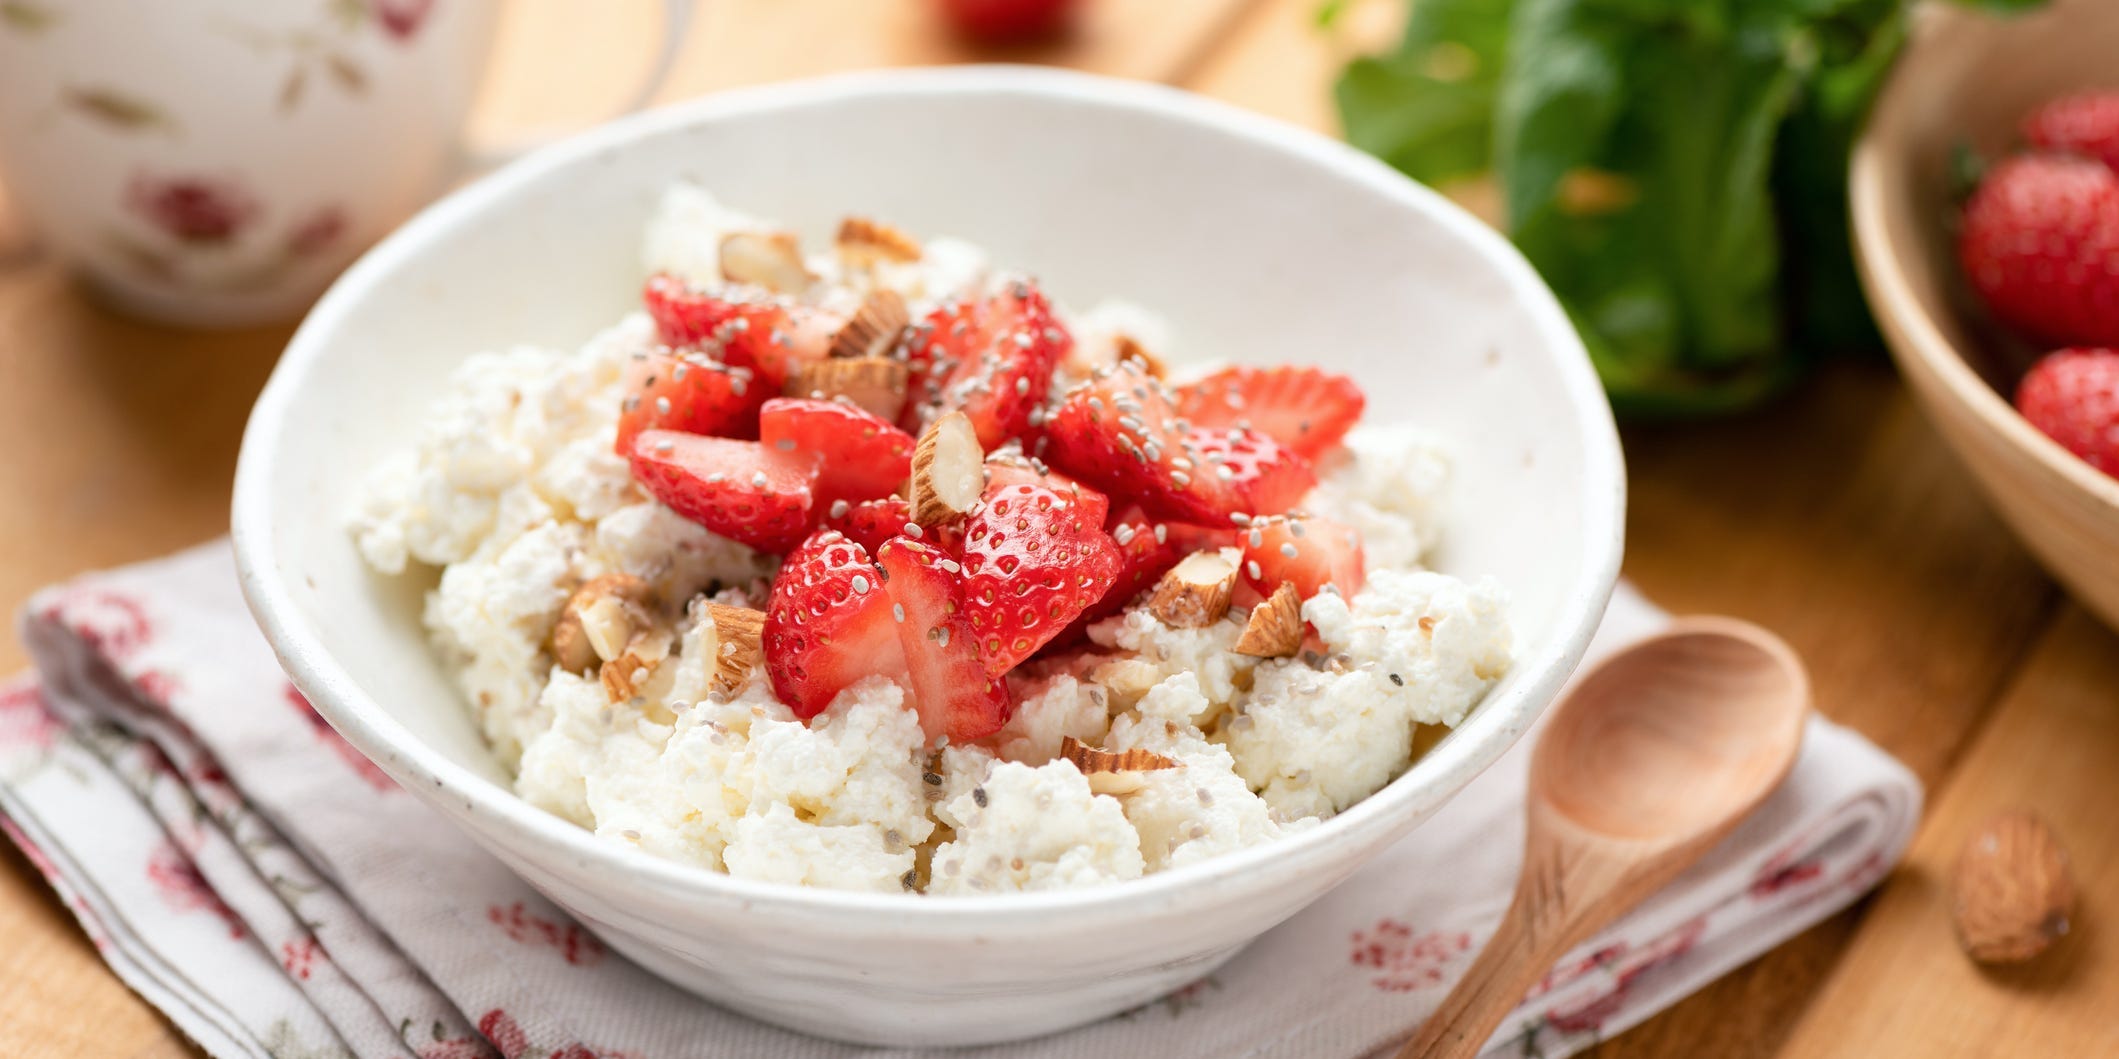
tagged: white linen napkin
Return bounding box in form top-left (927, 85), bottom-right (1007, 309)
top-left (1, 541), bottom-right (1920, 1059)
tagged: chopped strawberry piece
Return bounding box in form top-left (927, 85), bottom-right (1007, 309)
top-left (958, 474), bottom-right (1122, 675)
top-left (1238, 514), bottom-right (1365, 600)
top-left (876, 538), bottom-right (1014, 741)
top-left (614, 348), bottom-right (766, 450)
top-left (1043, 359), bottom-right (1317, 525)
top-left (822, 496), bottom-right (913, 555)
top-left (758, 397), bottom-right (916, 511)
top-left (765, 530), bottom-right (905, 718)
top-left (1188, 427), bottom-right (1317, 519)
top-left (626, 430), bottom-right (820, 554)
top-left (641, 273), bottom-right (829, 388)
top-left (1065, 505), bottom-right (1234, 635)
top-left (982, 450), bottom-right (1110, 528)
top-left (1173, 365), bottom-right (1365, 461)
top-left (900, 280), bottom-right (1071, 448)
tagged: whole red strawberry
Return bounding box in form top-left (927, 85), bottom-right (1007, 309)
top-left (2023, 92), bottom-right (2119, 174)
top-left (1959, 154), bottom-right (2119, 348)
top-left (938, 0), bottom-right (1076, 42)
top-left (2015, 347), bottom-right (2119, 478)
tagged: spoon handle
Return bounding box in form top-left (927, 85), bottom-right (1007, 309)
top-left (1393, 889), bottom-right (1582, 1059)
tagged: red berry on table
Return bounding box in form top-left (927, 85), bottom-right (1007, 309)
top-left (876, 538), bottom-right (1014, 741)
top-left (937, 0), bottom-right (1077, 42)
top-left (2023, 92), bottom-right (2119, 174)
top-left (1958, 154), bottom-right (2119, 348)
top-left (765, 530), bottom-right (906, 718)
top-left (2015, 347), bottom-right (2119, 478)
top-left (900, 279), bottom-right (1072, 448)
top-left (1173, 365), bottom-right (1367, 461)
top-left (1042, 359), bottom-right (1318, 526)
top-left (758, 397), bottom-right (916, 512)
top-left (1237, 513), bottom-right (1366, 601)
top-left (957, 474), bottom-right (1122, 675)
top-left (625, 430), bottom-right (820, 554)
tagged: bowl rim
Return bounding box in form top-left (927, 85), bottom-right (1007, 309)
top-left (231, 64), bottom-right (1625, 929)
top-left (1847, 5), bottom-right (2119, 516)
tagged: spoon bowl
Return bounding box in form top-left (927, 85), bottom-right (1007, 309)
top-left (1401, 617), bottom-right (1809, 1059)
top-left (1536, 618), bottom-right (1809, 842)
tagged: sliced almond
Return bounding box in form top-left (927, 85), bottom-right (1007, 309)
top-left (696, 603), bottom-right (766, 697)
top-left (835, 216), bottom-right (922, 268)
top-left (1061, 735), bottom-right (1180, 796)
top-left (598, 627), bottom-right (670, 704)
top-left (718, 230), bottom-right (813, 293)
top-left (786, 356), bottom-right (910, 421)
top-left (550, 574), bottom-right (655, 676)
top-left (826, 289), bottom-right (910, 361)
top-left (1112, 334), bottom-right (1167, 379)
top-left (909, 411), bottom-right (985, 528)
top-left (1233, 582), bottom-right (1303, 658)
top-left (1148, 548), bottom-right (1238, 628)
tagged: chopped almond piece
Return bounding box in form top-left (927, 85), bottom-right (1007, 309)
top-left (827, 289), bottom-right (910, 361)
top-left (1147, 548), bottom-right (1238, 628)
top-left (835, 216), bottom-right (922, 268)
top-left (1233, 582), bottom-right (1302, 658)
top-left (598, 628), bottom-right (671, 704)
top-left (785, 356), bottom-right (910, 421)
top-left (697, 603), bottom-right (766, 696)
top-left (1060, 735), bottom-right (1180, 795)
top-left (1113, 334), bottom-right (1167, 379)
top-left (718, 230), bottom-right (813, 292)
top-left (550, 574), bottom-right (655, 675)
top-left (909, 411), bottom-right (985, 528)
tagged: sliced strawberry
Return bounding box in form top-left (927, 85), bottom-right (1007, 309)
top-left (1237, 513), bottom-right (1365, 600)
top-left (1188, 426), bottom-right (1317, 519)
top-left (876, 538), bottom-right (1014, 741)
top-left (822, 496), bottom-right (914, 555)
top-left (982, 449), bottom-right (1110, 528)
top-left (1173, 365), bottom-right (1365, 461)
top-left (626, 430), bottom-right (820, 553)
top-left (958, 474), bottom-right (1122, 675)
top-left (1075, 505), bottom-right (1235, 627)
top-left (641, 273), bottom-right (830, 388)
top-left (614, 348), bottom-right (765, 451)
top-left (1043, 360), bottom-right (1317, 526)
top-left (765, 530), bottom-right (904, 718)
top-left (900, 280), bottom-right (1071, 448)
top-left (758, 397), bottom-right (916, 511)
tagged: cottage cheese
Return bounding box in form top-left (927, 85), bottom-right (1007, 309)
top-left (352, 184), bottom-right (1515, 895)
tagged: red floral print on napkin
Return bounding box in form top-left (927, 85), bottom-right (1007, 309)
top-left (487, 901), bottom-right (607, 967)
top-left (42, 588), bottom-right (153, 661)
top-left (1349, 918), bottom-right (1474, 992)
top-left (0, 681), bottom-right (61, 752)
top-left (144, 838), bottom-right (245, 939)
top-left (476, 1010), bottom-right (637, 1059)
top-left (1535, 916), bottom-right (1709, 1037)
top-left (281, 936), bottom-right (322, 980)
top-left (126, 173), bottom-right (260, 245)
top-left (371, 0), bottom-right (435, 42)
top-left (285, 684), bottom-right (398, 793)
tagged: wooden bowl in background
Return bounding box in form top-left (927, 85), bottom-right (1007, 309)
top-left (1850, 0), bottom-right (2119, 630)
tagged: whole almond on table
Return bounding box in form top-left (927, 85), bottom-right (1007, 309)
top-left (1951, 809), bottom-right (2075, 964)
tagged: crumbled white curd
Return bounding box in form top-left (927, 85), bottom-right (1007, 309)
top-left (351, 184), bottom-right (1514, 894)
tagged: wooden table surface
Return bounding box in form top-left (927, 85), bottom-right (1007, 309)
top-left (1, 2), bottom-right (2113, 1056)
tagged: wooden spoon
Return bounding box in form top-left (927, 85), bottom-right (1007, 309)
top-left (1399, 617), bottom-right (1810, 1059)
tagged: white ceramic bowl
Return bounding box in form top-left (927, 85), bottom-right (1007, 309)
top-left (232, 67), bottom-right (1624, 1047)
